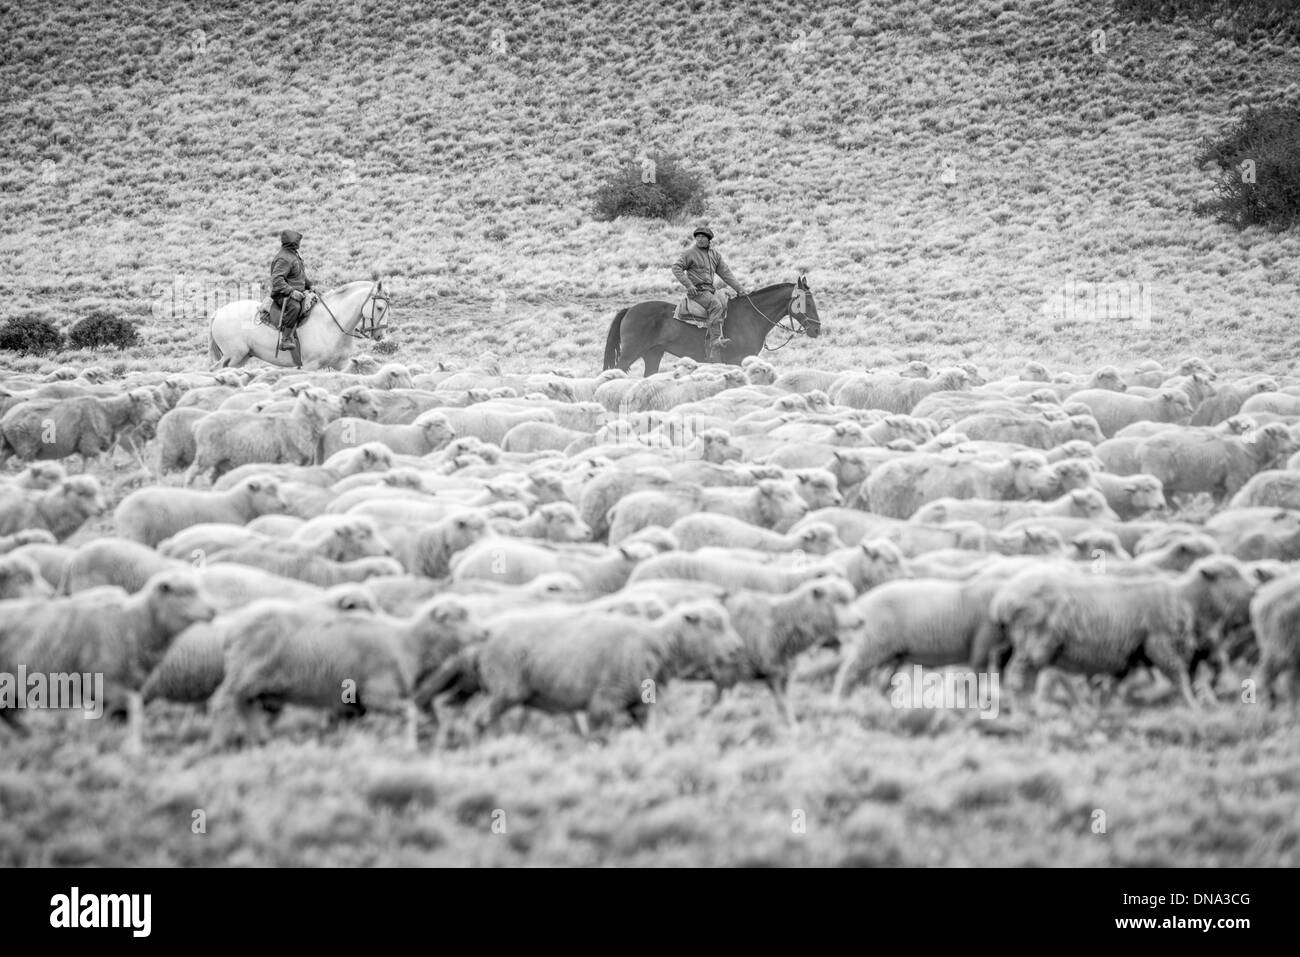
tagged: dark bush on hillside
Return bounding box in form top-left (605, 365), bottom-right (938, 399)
top-left (68, 311), bottom-right (140, 350)
top-left (372, 338), bottom-right (399, 355)
top-left (0, 316), bottom-right (64, 355)
top-left (1196, 107), bottom-right (1300, 230)
top-left (592, 152), bottom-right (705, 222)
top-left (1114, 0), bottom-right (1300, 44)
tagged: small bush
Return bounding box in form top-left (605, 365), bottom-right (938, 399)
top-left (372, 338), bottom-right (399, 355)
top-left (67, 310), bottom-right (140, 350)
top-left (0, 315), bottom-right (64, 355)
top-left (1114, 0), bottom-right (1300, 43)
top-left (1196, 106), bottom-right (1300, 230)
top-left (592, 152), bottom-right (705, 222)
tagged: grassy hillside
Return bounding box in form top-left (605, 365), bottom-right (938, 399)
top-left (2, 0), bottom-right (1299, 374)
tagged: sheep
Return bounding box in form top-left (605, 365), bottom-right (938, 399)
top-left (1090, 472), bottom-right (1166, 520)
top-left (1228, 470), bottom-right (1300, 510)
top-left (434, 405), bottom-right (560, 445)
top-left (710, 577), bottom-right (861, 724)
top-left (1204, 508), bottom-right (1300, 561)
top-left (157, 406), bottom-right (209, 473)
top-left (865, 450), bottom-right (1060, 519)
top-left (789, 507), bottom-right (981, 551)
top-left (1065, 388), bottom-right (1194, 438)
top-left (318, 410), bottom-right (456, 460)
top-left (1249, 571), bottom-right (1300, 708)
top-left (0, 461), bottom-right (67, 491)
top-left (0, 529), bottom-right (57, 554)
top-left (441, 599), bottom-right (744, 736)
top-left (668, 514), bottom-right (844, 555)
top-left (607, 480), bottom-right (809, 544)
top-left (141, 584), bottom-right (382, 707)
top-left (0, 389), bottom-right (163, 470)
top-left (0, 476), bottom-right (107, 541)
top-left (946, 412), bottom-right (1104, 449)
top-left (831, 368), bottom-right (972, 414)
top-left (620, 368), bottom-right (751, 413)
top-left (1068, 530), bottom-right (1130, 562)
top-left (61, 538), bottom-right (188, 594)
top-left (1132, 533), bottom-right (1221, 572)
top-left (214, 443), bottom-right (396, 492)
top-left (4, 542), bottom-right (74, 590)
top-left (910, 487), bottom-right (1117, 529)
top-left (576, 467), bottom-right (680, 540)
top-left (1136, 422), bottom-right (1297, 500)
top-left (206, 540), bottom-right (402, 587)
top-left (185, 389), bottom-right (337, 486)
top-left (1240, 391), bottom-right (1300, 417)
top-left (208, 595), bottom-right (485, 749)
top-left (830, 565), bottom-right (1035, 699)
top-left (408, 510), bottom-right (496, 578)
top-left (452, 539), bottom-right (661, 592)
top-left (158, 524), bottom-right (273, 562)
top-left (1093, 436), bottom-right (1146, 475)
top-left (0, 570), bottom-right (216, 750)
top-left (114, 477), bottom-right (288, 548)
top-left (501, 420), bottom-right (593, 453)
top-left (990, 556), bottom-right (1256, 709)
top-left (0, 553), bottom-right (53, 600)
top-left (492, 501), bottom-right (591, 542)
top-left (627, 550), bottom-right (839, 593)
top-left (1190, 377), bottom-right (1278, 426)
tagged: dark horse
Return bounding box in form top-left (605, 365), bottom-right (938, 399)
top-left (603, 276), bottom-right (821, 375)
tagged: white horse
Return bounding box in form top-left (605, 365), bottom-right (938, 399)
top-left (207, 280), bottom-right (390, 371)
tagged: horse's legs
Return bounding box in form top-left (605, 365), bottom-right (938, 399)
top-left (641, 348), bottom-right (666, 376)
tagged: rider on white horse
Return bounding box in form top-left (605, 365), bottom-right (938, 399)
top-left (271, 228), bottom-right (314, 351)
top-left (671, 222), bottom-right (747, 363)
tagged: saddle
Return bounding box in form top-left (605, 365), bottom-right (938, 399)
top-left (254, 292), bottom-right (318, 331)
top-left (671, 296), bottom-right (711, 328)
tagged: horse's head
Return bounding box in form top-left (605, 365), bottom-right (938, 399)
top-left (360, 280), bottom-right (392, 341)
top-left (790, 275), bottom-right (820, 338)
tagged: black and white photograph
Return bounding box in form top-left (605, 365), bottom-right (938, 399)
top-left (0, 0), bottom-right (1297, 894)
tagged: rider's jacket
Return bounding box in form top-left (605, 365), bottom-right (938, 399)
top-left (672, 244), bottom-right (742, 295)
top-left (270, 232), bottom-right (313, 301)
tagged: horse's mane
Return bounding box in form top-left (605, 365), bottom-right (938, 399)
top-left (745, 280), bottom-right (796, 296)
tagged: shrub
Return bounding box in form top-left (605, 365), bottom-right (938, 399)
top-left (1196, 106), bottom-right (1300, 230)
top-left (67, 310), bottom-right (140, 350)
top-left (0, 315), bottom-right (64, 355)
top-left (1113, 0), bottom-right (1300, 44)
top-left (591, 152), bottom-right (705, 222)
top-left (372, 338), bottom-right (399, 355)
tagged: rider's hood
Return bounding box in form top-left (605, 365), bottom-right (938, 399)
top-left (279, 229), bottom-right (302, 249)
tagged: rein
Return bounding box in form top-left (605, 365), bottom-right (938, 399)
top-left (737, 287), bottom-right (811, 352)
top-left (317, 284), bottom-right (389, 340)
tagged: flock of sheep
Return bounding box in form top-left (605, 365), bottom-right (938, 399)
top-left (1, 350), bottom-right (1299, 754)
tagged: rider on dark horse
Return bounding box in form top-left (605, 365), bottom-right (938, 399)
top-left (271, 228), bottom-right (313, 351)
top-left (671, 222), bottom-right (747, 363)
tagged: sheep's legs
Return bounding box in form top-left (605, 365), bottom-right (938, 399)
top-left (125, 691), bottom-right (144, 755)
top-left (403, 701), bottom-right (419, 752)
top-left (765, 675), bottom-right (797, 728)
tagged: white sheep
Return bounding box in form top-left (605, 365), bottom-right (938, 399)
top-left (115, 477), bottom-right (288, 548)
top-left (185, 389), bottom-right (337, 486)
top-left (0, 476), bottom-right (107, 541)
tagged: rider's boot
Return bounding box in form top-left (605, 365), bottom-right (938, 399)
top-left (706, 320), bottom-right (731, 363)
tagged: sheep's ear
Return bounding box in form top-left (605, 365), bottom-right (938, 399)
top-left (796, 473), bottom-right (809, 484)
top-left (247, 480), bottom-right (262, 492)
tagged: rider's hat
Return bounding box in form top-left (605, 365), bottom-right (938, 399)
top-left (691, 222), bottom-right (714, 240)
top-left (280, 228), bottom-right (303, 246)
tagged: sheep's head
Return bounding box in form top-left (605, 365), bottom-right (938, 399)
top-left (1069, 530), bottom-right (1127, 561)
top-left (792, 522), bottom-right (844, 555)
top-left (59, 476), bottom-right (108, 517)
top-left (324, 583), bottom-right (380, 614)
top-left (241, 478), bottom-right (289, 515)
top-left (143, 571), bottom-right (217, 645)
top-left (794, 469), bottom-right (842, 510)
top-left (0, 554), bottom-right (53, 600)
top-left (1189, 556), bottom-right (1256, 629)
top-left (1089, 366), bottom-right (1126, 392)
top-left (1010, 452), bottom-right (1056, 497)
top-left (665, 599), bottom-right (745, 686)
top-left (540, 502), bottom-right (590, 542)
top-left (1050, 458), bottom-right (1096, 493)
top-left (1067, 487), bottom-right (1115, 520)
top-left (695, 428), bottom-right (741, 465)
top-left (1121, 475), bottom-right (1166, 515)
top-left (340, 386), bottom-right (380, 421)
top-left (756, 480), bottom-right (810, 531)
top-left (798, 576), bottom-right (859, 644)
top-left (852, 538), bottom-right (909, 590)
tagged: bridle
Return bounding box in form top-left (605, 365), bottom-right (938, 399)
top-left (736, 283), bottom-right (818, 352)
top-left (317, 282), bottom-right (391, 340)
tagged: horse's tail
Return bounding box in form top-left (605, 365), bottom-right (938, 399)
top-left (603, 308), bottom-right (628, 371)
